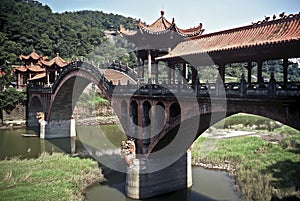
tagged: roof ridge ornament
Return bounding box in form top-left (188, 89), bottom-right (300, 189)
top-left (252, 12), bottom-right (300, 26)
top-left (160, 10), bottom-right (165, 16)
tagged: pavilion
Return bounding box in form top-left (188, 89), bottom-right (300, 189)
top-left (120, 10), bottom-right (204, 83)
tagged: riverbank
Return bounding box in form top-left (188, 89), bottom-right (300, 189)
top-left (76, 115), bottom-right (119, 126)
top-left (0, 120), bottom-right (26, 129)
top-left (192, 133), bottom-right (300, 201)
top-left (0, 153), bottom-right (103, 201)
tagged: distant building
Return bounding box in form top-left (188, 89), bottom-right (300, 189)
top-left (14, 52), bottom-right (69, 88)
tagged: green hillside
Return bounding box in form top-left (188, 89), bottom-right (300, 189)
top-left (0, 0), bottom-right (137, 66)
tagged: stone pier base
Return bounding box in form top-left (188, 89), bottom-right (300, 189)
top-left (126, 150), bottom-right (192, 199)
top-left (40, 119), bottom-right (76, 139)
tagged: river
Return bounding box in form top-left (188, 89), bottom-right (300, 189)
top-left (0, 126), bottom-right (241, 201)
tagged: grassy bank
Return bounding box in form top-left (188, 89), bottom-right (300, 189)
top-left (0, 153), bottom-right (103, 201)
top-left (192, 135), bottom-right (300, 201)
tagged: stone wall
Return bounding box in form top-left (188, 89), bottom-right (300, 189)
top-left (3, 104), bottom-right (26, 121)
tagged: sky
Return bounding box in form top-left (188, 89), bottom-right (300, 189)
top-left (38, 0), bottom-right (300, 33)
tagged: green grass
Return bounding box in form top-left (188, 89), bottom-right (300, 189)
top-left (192, 136), bottom-right (300, 201)
top-left (0, 153), bottom-right (103, 201)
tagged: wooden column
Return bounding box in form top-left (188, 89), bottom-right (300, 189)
top-left (46, 70), bottom-right (50, 86)
top-left (148, 49), bottom-right (152, 80)
top-left (137, 53), bottom-right (140, 79)
top-left (257, 60), bottom-right (263, 83)
top-left (183, 63), bottom-right (187, 80)
top-left (283, 58), bottom-right (288, 84)
top-left (178, 65), bottom-right (182, 84)
top-left (191, 67), bottom-right (198, 85)
top-left (17, 73), bottom-right (21, 88)
top-left (155, 61), bottom-right (159, 84)
top-left (167, 62), bottom-right (171, 84)
top-left (247, 61), bottom-right (252, 83)
top-left (142, 60), bottom-right (145, 80)
top-left (173, 65), bottom-right (176, 84)
top-left (218, 63), bottom-right (226, 83)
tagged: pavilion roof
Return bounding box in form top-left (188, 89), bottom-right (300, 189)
top-left (41, 53), bottom-right (69, 68)
top-left (120, 10), bottom-right (204, 38)
top-left (27, 63), bottom-right (45, 72)
top-left (15, 63), bottom-right (45, 73)
top-left (157, 12), bottom-right (300, 61)
top-left (19, 52), bottom-right (41, 61)
top-left (29, 72), bottom-right (46, 81)
top-left (14, 66), bottom-right (28, 72)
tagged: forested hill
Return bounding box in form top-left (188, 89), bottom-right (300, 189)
top-left (0, 0), bottom-right (137, 66)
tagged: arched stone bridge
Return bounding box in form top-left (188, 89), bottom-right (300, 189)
top-left (27, 60), bottom-right (300, 142)
top-left (27, 60), bottom-right (300, 199)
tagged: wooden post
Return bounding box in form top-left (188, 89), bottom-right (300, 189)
top-left (283, 58), bottom-right (288, 84)
top-left (183, 63), bottom-right (187, 80)
top-left (191, 67), bottom-right (197, 85)
top-left (257, 60), bottom-right (263, 83)
top-left (173, 65), bottom-right (176, 84)
top-left (148, 49), bottom-right (152, 80)
top-left (46, 70), bottom-right (50, 86)
top-left (218, 63), bottom-right (225, 83)
top-left (155, 61), bottom-right (159, 84)
top-left (247, 61), bottom-right (252, 83)
top-left (17, 73), bottom-right (21, 88)
top-left (167, 62), bottom-right (171, 84)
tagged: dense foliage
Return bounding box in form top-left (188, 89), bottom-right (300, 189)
top-left (0, 0), bottom-right (137, 66)
top-left (0, 66), bottom-right (26, 124)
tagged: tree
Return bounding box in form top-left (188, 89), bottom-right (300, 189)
top-left (0, 65), bottom-right (26, 124)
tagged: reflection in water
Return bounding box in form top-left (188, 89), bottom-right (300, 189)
top-left (0, 126), bottom-right (240, 201)
top-left (0, 125), bottom-right (124, 160)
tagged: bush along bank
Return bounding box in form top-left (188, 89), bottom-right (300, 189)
top-left (192, 136), bottom-right (300, 201)
top-left (0, 153), bottom-right (103, 201)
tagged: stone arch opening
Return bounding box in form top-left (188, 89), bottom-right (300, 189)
top-left (142, 101), bottom-right (152, 152)
top-left (169, 102), bottom-right (181, 123)
top-left (121, 100), bottom-right (128, 125)
top-left (130, 100), bottom-right (138, 136)
top-left (154, 102), bottom-right (166, 134)
top-left (27, 96), bottom-right (43, 128)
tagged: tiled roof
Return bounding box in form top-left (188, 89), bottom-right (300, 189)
top-left (14, 64), bottom-right (45, 73)
top-left (14, 66), bottom-right (28, 72)
top-left (19, 52), bottom-right (41, 61)
top-left (27, 64), bottom-right (45, 72)
top-left (29, 72), bottom-right (46, 81)
top-left (157, 13), bottom-right (300, 60)
top-left (120, 10), bottom-right (204, 37)
top-left (41, 53), bottom-right (69, 68)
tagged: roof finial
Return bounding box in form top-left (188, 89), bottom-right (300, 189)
top-left (161, 10), bottom-right (165, 16)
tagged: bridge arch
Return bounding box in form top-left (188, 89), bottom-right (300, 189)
top-left (147, 97), bottom-right (300, 154)
top-left (47, 62), bottom-right (136, 121)
top-left (27, 95), bottom-right (43, 128)
top-left (154, 102), bottom-right (166, 135)
top-left (38, 61), bottom-right (135, 138)
top-left (169, 102), bottom-right (181, 123)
